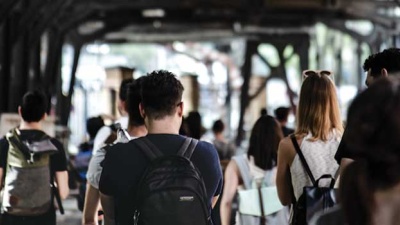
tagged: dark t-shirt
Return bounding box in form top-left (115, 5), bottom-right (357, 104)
top-left (0, 130), bottom-right (68, 174)
top-left (0, 129), bottom-right (68, 222)
top-left (334, 128), bottom-right (357, 165)
top-left (282, 126), bottom-right (294, 137)
top-left (99, 134), bottom-right (223, 225)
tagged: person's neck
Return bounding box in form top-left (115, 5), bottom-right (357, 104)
top-left (214, 132), bottom-right (225, 141)
top-left (127, 125), bottom-right (147, 138)
top-left (19, 121), bottom-right (42, 130)
top-left (146, 117), bottom-right (180, 135)
top-left (279, 121), bottom-right (287, 127)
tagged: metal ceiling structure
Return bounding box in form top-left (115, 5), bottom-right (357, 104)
top-left (1, 0), bottom-right (400, 130)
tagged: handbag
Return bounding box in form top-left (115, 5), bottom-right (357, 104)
top-left (234, 155), bottom-right (284, 225)
top-left (290, 134), bottom-right (339, 225)
top-left (238, 186), bottom-right (284, 217)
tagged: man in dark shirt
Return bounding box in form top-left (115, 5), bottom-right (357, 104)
top-left (274, 106), bottom-right (294, 137)
top-left (99, 70), bottom-right (223, 225)
top-left (335, 48), bottom-right (400, 171)
top-left (0, 90), bottom-right (69, 225)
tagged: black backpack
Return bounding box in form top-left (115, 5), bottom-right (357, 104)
top-left (290, 134), bottom-right (339, 225)
top-left (133, 137), bottom-right (211, 225)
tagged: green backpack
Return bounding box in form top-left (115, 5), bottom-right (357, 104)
top-left (2, 128), bottom-right (58, 216)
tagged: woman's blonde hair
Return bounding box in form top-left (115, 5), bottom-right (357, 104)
top-left (295, 73), bottom-right (343, 141)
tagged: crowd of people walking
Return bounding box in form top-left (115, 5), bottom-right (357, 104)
top-left (1, 47), bottom-right (400, 225)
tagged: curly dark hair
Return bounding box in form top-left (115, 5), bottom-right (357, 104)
top-left (340, 77), bottom-right (400, 225)
top-left (141, 70), bottom-right (184, 120)
top-left (20, 90), bottom-right (48, 122)
top-left (126, 77), bottom-right (145, 127)
top-left (363, 48), bottom-right (400, 77)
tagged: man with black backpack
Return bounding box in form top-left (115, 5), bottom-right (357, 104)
top-left (99, 70), bottom-right (223, 225)
top-left (0, 90), bottom-right (69, 225)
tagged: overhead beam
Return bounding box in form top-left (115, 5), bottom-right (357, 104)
top-left (0, 0), bottom-right (21, 23)
top-left (28, 0), bottom-right (72, 47)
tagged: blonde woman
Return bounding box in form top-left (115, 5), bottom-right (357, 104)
top-left (276, 70), bottom-right (343, 224)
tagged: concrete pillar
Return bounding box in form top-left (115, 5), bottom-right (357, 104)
top-left (180, 74), bottom-right (199, 116)
top-left (104, 67), bottom-right (134, 118)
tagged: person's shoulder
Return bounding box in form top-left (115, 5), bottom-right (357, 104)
top-left (278, 136), bottom-right (298, 159)
top-left (103, 141), bottom-right (135, 157)
top-left (96, 125), bottom-right (112, 137)
top-left (279, 136), bottom-right (294, 149)
top-left (196, 140), bottom-right (217, 152)
top-left (0, 137), bottom-right (8, 145)
top-left (0, 137), bottom-right (9, 151)
top-left (193, 140), bottom-right (219, 160)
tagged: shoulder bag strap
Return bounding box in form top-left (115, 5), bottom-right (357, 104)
top-left (257, 185), bottom-right (266, 225)
top-left (177, 138), bottom-right (198, 159)
top-left (135, 137), bottom-right (163, 160)
top-left (6, 128), bottom-right (31, 161)
top-left (233, 155), bottom-right (252, 189)
top-left (329, 166), bottom-right (341, 188)
top-left (290, 134), bottom-right (316, 186)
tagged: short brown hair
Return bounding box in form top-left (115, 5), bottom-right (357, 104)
top-left (141, 70), bottom-right (184, 120)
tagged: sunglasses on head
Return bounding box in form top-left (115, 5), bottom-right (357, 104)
top-left (302, 70), bottom-right (332, 77)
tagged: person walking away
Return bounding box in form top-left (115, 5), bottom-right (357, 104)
top-left (221, 115), bottom-right (287, 225)
top-left (276, 70), bottom-right (343, 224)
top-left (83, 78), bottom-right (147, 225)
top-left (274, 107), bottom-right (294, 137)
top-left (92, 78), bottom-right (133, 154)
top-left (335, 48), bottom-right (400, 174)
top-left (0, 90), bottom-right (69, 225)
top-left (99, 70), bottom-right (223, 225)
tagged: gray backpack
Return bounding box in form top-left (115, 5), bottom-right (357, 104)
top-left (2, 128), bottom-right (58, 216)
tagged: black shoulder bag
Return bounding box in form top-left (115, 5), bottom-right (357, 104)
top-left (290, 134), bottom-right (339, 225)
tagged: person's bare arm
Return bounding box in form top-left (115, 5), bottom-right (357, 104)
top-left (339, 158), bottom-right (354, 175)
top-left (55, 171), bottom-right (69, 199)
top-left (220, 161), bottom-right (240, 225)
top-left (212, 195), bottom-right (220, 208)
top-left (276, 138), bottom-right (295, 206)
top-left (100, 192), bottom-right (116, 225)
top-left (83, 183), bottom-right (101, 225)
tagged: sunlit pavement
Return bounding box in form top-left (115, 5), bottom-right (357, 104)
top-left (56, 195), bottom-right (82, 225)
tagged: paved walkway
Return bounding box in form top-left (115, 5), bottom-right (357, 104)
top-left (57, 195), bottom-right (82, 225)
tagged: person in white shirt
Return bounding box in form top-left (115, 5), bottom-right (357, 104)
top-left (83, 78), bottom-right (147, 225)
top-left (92, 78), bottom-right (133, 155)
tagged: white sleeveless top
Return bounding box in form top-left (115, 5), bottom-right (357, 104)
top-left (290, 131), bottom-right (341, 200)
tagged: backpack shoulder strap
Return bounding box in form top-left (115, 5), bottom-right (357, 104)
top-left (135, 137), bottom-right (163, 160)
top-left (6, 128), bottom-right (31, 161)
top-left (290, 134), bottom-right (316, 186)
top-left (232, 155), bottom-right (252, 189)
top-left (176, 138), bottom-right (198, 159)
